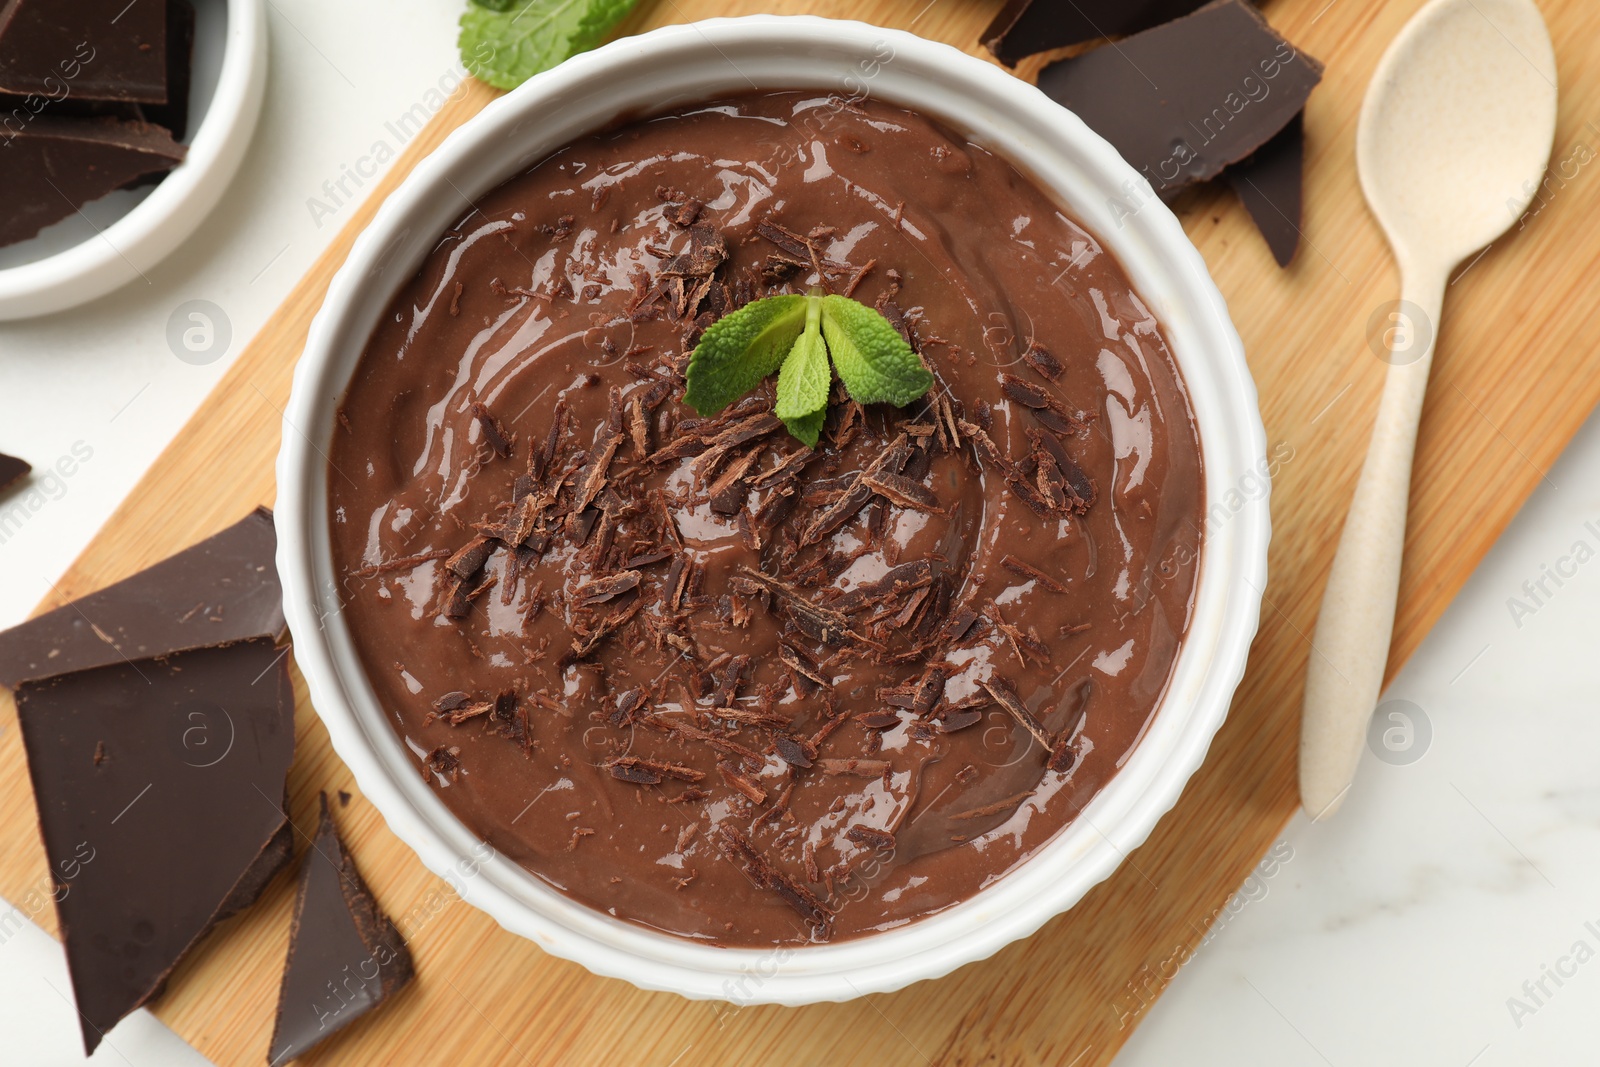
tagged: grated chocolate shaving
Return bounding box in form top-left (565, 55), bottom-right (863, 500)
top-left (471, 401), bottom-right (515, 459)
top-left (863, 471), bottom-right (943, 513)
top-left (444, 573), bottom-right (496, 619)
top-left (422, 745), bottom-right (462, 783)
top-left (354, 548), bottom-right (452, 578)
top-left (949, 790), bottom-right (1034, 821)
top-left (844, 824), bottom-right (896, 851)
top-left (714, 826), bottom-right (833, 937)
top-left (816, 758), bottom-right (890, 778)
top-left (981, 677), bottom-right (1052, 751)
top-left (607, 756), bottom-right (705, 784)
top-left (447, 536), bottom-right (495, 580)
top-left (1022, 340), bottom-right (1063, 380)
top-left (717, 761), bottom-right (767, 804)
top-left (938, 707), bottom-right (983, 732)
top-left (774, 734), bottom-right (815, 769)
top-left (574, 570), bottom-right (642, 606)
top-left (1000, 553), bottom-right (1069, 594)
top-left (798, 435), bottom-right (911, 547)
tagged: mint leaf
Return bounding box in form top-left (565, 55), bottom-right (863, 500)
top-left (571, 0), bottom-right (639, 58)
top-left (783, 407), bottom-right (827, 449)
top-left (459, 0), bottom-right (639, 91)
top-left (819, 295), bottom-right (934, 408)
top-left (682, 289), bottom-right (937, 446)
top-left (774, 300), bottom-right (829, 421)
top-left (683, 294), bottom-right (807, 416)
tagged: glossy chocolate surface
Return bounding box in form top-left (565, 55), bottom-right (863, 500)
top-left (328, 93), bottom-right (1203, 945)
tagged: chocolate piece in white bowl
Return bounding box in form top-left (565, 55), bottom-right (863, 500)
top-left (0, 0), bottom-right (268, 319)
top-left (0, 116), bottom-right (186, 247)
top-left (0, 0), bottom-right (168, 103)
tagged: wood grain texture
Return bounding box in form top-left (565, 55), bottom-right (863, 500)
top-left (3, 1), bottom-right (1597, 1063)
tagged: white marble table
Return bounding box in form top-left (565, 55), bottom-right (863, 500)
top-left (2, 4), bottom-right (1595, 1063)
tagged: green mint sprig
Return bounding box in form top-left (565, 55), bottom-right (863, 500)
top-left (684, 291), bottom-right (935, 447)
top-left (460, 0), bottom-right (640, 90)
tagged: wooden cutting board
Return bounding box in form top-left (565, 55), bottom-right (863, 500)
top-left (4, 0), bottom-right (1598, 1063)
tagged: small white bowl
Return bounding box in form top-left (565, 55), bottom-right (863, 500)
top-left (0, 0), bottom-right (267, 320)
top-left (277, 16), bottom-right (1270, 1004)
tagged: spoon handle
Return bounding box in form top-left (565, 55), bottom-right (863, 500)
top-left (1300, 269), bottom-right (1446, 819)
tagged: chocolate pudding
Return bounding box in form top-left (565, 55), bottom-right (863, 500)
top-left (327, 92), bottom-right (1203, 945)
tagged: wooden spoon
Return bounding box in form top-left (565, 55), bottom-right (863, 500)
top-left (1300, 0), bottom-right (1556, 819)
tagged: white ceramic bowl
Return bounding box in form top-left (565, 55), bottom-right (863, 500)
top-left (277, 16), bottom-right (1270, 1004)
top-left (0, 0), bottom-right (267, 320)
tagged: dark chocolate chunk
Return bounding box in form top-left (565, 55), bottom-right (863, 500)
top-left (982, 0), bottom-right (1216, 67)
top-left (0, 0), bottom-right (168, 103)
top-left (1226, 111), bottom-right (1305, 267)
top-left (140, 0), bottom-right (194, 140)
top-left (0, 115), bottom-right (186, 247)
top-left (269, 794), bottom-right (414, 1065)
top-left (0, 93), bottom-right (143, 124)
top-left (1037, 1), bottom-right (1322, 198)
top-left (0, 507), bottom-right (284, 687)
top-left (15, 638), bottom-right (296, 1056)
top-left (0, 451), bottom-right (29, 494)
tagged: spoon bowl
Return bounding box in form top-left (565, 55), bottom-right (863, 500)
top-left (1357, 0), bottom-right (1558, 273)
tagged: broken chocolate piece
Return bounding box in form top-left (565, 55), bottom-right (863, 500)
top-left (268, 794), bottom-right (414, 1065)
top-left (16, 638), bottom-right (295, 1056)
top-left (1226, 111), bottom-right (1305, 266)
top-left (0, 115), bottom-right (187, 246)
top-left (0, 508), bottom-right (284, 687)
top-left (141, 0), bottom-right (195, 140)
top-left (0, 451), bottom-right (29, 494)
top-left (982, 0), bottom-right (1215, 67)
top-left (0, 0), bottom-right (168, 103)
top-left (1037, 1), bottom-right (1322, 198)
